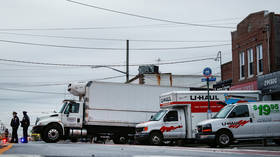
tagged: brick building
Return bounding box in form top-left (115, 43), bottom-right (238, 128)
top-left (214, 61), bottom-right (232, 90)
top-left (230, 11), bottom-right (280, 94)
top-left (215, 11), bottom-right (280, 99)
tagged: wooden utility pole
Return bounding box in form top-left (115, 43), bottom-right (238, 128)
top-left (126, 40), bottom-right (129, 83)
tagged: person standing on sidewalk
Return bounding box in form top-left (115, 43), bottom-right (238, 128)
top-left (10, 112), bottom-right (20, 143)
top-left (21, 111), bottom-right (30, 143)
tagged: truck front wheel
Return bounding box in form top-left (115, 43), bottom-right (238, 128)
top-left (216, 131), bottom-right (232, 147)
top-left (43, 124), bottom-right (62, 143)
top-left (149, 132), bottom-right (163, 145)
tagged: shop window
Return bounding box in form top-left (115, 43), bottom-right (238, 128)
top-left (247, 48), bottom-right (254, 77)
top-left (239, 52), bottom-right (245, 80)
top-left (257, 45), bottom-right (263, 74)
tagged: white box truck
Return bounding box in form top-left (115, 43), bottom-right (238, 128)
top-left (196, 101), bottom-right (280, 147)
top-left (135, 90), bottom-right (260, 145)
top-left (32, 81), bottom-right (188, 143)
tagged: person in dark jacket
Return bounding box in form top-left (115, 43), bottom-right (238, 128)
top-left (10, 111), bottom-right (20, 143)
top-left (21, 111), bottom-right (30, 143)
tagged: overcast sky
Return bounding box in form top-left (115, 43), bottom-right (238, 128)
top-left (0, 0), bottom-right (279, 134)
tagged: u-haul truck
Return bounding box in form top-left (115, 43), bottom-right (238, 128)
top-left (196, 101), bottom-right (280, 147)
top-left (135, 90), bottom-right (260, 145)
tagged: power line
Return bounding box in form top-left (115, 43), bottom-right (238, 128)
top-left (0, 39), bottom-right (230, 50)
top-left (0, 32), bottom-right (230, 43)
top-left (66, 0), bottom-right (235, 29)
top-left (0, 57), bottom-right (217, 68)
top-left (0, 87), bottom-right (65, 95)
top-left (0, 24), bottom-right (170, 31)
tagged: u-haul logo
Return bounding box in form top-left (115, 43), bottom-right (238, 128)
top-left (222, 120), bottom-right (250, 128)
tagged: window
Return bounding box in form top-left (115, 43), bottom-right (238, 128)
top-left (150, 110), bottom-right (167, 121)
top-left (164, 111), bottom-right (178, 122)
top-left (228, 105), bottom-right (249, 118)
top-left (64, 102), bottom-right (79, 114)
top-left (247, 48), bottom-right (254, 77)
top-left (257, 45), bottom-right (263, 74)
top-left (239, 52), bottom-right (245, 80)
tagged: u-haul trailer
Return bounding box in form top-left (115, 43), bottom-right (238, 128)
top-left (135, 90), bottom-right (261, 145)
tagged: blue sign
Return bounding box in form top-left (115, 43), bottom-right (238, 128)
top-left (201, 77), bottom-right (216, 82)
top-left (203, 67), bottom-right (212, 78)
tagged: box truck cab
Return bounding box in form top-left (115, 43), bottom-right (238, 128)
top-left (135, 90), bottom-right (260, 145)
top-left (196, 101), bottom-right (280, 147)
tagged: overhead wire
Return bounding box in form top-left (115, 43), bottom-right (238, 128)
top-left (66, 0), bottom-right (235, 29)
top-left (0, 57), bottom-right (217, 68)
top-left (0, 87), bottom-right (65, 95)
top-left (0, 32), bottom-right (230, 43)
top-left (0, 39), bottom-right (230, 51)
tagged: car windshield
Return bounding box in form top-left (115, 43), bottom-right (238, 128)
top-left (150, 110), bottom-right (167, 121)
top-left (59, 102), bottom-right (68, 113)
top-left (213, 104), bottom-right (234, 119)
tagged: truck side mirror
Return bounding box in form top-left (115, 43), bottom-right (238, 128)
top-left (150, 115), bottom-right (154, 120)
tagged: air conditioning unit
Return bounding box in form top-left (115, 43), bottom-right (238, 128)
top-left (138, 65), bottom-right (159, 74)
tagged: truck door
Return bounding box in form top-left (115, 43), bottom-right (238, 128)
top-left (62, 102), bottom-right (83, 128)
top-left (161, 110), bottom-right (184, 139)
top-left (226, 105), bottom-right (254, 138)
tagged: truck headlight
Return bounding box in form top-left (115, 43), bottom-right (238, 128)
top-left (144, 127), bottom-right (148, 131)
top-left (202, 124), bottom-right (212, 133)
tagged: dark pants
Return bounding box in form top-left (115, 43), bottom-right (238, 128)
top-left (23, 127), bottom-right (29, 143)
top-left (11, 127), bottom-right (18, 143)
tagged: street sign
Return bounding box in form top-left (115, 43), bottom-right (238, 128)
top-left (203, 67), bottom-right (212, 78)
top-left (201, 77), bottom-right (216, 82)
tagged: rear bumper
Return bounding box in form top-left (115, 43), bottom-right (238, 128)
top-left (135, 132), bottom-right (149, 142)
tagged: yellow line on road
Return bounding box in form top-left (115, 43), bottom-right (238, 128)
top-left (0, 144), bottom-right (13, 154)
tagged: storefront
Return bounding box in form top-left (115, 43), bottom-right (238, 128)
top-left (230, 80), bottom-right (257, 91)
top-left (258, 71), bottom-right (280, 100)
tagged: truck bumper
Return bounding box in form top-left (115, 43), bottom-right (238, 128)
top-left (196, 133), bottom-right (216, 142)
top-left (135, 132), bottom-right (149, 142)
top-left (32, 125), bottom-right (44, 134)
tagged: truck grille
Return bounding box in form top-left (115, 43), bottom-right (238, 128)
top-left (136, 127), bottom-right (144, 133)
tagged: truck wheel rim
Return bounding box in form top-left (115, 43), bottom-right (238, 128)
top-left (219, 134), bottom-right (230, 145)
top-left (48, 129), bottom-right (59, 140)
top-left (152, 136), bottom-right (161, 145)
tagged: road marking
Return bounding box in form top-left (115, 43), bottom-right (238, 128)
top-left (0, 144), bottom-right (13, 154)
top-left (101, 143), bottom-right (280, 156)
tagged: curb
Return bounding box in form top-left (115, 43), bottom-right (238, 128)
top-left (0, 144), bottom-right (13, 154)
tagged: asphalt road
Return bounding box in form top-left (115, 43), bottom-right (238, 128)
top-left (1, 142), bottom-right (280, 157)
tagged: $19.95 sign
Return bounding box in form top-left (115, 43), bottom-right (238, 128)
top-left (203, 67), bottom-right (212, 78)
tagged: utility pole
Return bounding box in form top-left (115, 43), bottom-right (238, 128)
top-left (126, 40), bottom-right (129, 83)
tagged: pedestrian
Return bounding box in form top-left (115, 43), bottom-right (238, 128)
top-left (10, 111), bottom-right (20, 143)
top-left (4, 128), bottom-right (9, 139)
top-left (21, 111), bottom-right (30, 143)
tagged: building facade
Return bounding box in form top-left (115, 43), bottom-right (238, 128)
top-left (230, 11), bottom-right (280, 94)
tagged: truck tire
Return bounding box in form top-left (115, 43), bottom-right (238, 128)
top-left (149, 132), bottom-right (163, 145)
top-left (216, 131), bottom-right (232, 147)
top-left (43, 124), bottom-right (62, 143)
top-left (112, 134), bottom-right (128, 144)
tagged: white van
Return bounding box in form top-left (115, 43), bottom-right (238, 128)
top-left (196, 101), bottom-right (280, 147)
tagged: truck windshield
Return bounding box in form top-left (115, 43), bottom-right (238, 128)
top-left (213, 104), bottom-right (234, 119)
top-left (150, 110), bottom-right (167, 121)
top-left (59, 102), bottom-right (68, 113)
